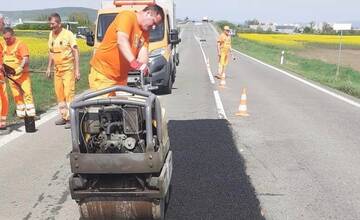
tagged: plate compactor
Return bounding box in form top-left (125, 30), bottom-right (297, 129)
top-left (68, 71), bottom-right (172, 219)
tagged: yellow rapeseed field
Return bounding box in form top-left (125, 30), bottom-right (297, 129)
top-left (4, 36), bottom-right (92, 59)
top-left (238, 34), bottom-right (360, 48)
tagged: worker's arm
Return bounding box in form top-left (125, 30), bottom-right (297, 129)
top-left (217, 36), bottom-right (223, 56)
top-left (71, 45), bottom-right (80, 81)
top-left (217, 41), bottom-right (222, 62)
top-left (15, 56), bottom-right (29, 75)
top-left (117, 32), bottom-right (136, 62)
top-left (137, 46), bottom-right (149, 64)
top-left (117, 31), bottom-right (148, 74)
top-left (46, 52), bottom-right (53, 78)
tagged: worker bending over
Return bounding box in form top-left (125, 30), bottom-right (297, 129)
top-left (89, 5), bottom-right (164, 94)
top-left (1, 27), bottom-right (36, 120)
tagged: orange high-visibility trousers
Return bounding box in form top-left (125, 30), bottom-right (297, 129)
top-left (218, 52), bottom-right (229, 76)
top-left (8, 72), bottom-right (35, 118)
top-left (0, 75), bottom-right (9, 127)
top-left (88, 67), bottom-right (121, 96)
top-left (54, 67), bottom-right (75, 120)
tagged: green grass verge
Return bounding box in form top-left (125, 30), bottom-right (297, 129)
top-left (232, 37), bottom-right (360, 98)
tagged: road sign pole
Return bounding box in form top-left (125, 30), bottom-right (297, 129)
top-left (336, 30), bottom-right (343, 78)
top-left (334, 23), bottom-right (352, 78)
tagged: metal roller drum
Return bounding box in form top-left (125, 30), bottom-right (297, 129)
top-left (79, 198), bottom-right (164, 220)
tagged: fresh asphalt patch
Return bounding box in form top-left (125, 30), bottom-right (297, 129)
top-left (166, 119), bottom-right (264, 220)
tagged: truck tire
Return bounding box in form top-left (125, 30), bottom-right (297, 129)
top-left (161, 75), bottom-right (172, 95)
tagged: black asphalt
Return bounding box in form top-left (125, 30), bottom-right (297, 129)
top-left (166, 120), bottom-right (264, 220)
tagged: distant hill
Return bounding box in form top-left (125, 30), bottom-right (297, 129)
top-left (0, 7), bottom-right (97, 23)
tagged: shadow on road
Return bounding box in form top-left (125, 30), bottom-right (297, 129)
top-left (166, 119), bottom-right (264, 220)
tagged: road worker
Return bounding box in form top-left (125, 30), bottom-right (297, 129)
top-left (0, 14), bottom-right (9, 131)
top-left (216, 25), bottom-right (233, 79)
top-left (89, 5), bottom-right (164, 94)
top-left (46, 13), bottom-right (80, 129)
top-left (1, 27), bottom-right (36, 120)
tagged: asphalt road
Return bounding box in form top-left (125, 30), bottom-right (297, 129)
top-left (0, 22), bottom-right (360, 220)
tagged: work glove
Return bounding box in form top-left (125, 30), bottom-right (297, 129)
top-left (15, 66), bottom-right (24, 76)
top-left (130, 60), bottom-right (149, 76)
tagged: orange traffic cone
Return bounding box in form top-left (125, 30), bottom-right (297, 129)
top-left (236, 88), bottom-right (249, 116)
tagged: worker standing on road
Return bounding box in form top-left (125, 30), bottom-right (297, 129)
top-left (1, 27), bottom-right (36, 119)
top-left (0, 14), bottom-right (9, 131)
top-left (46, 13), bottom-right (80, 129)
top-left (89, 5), bottom-right (164, 94)
top-left (216, 25), bottom-right (233, 79)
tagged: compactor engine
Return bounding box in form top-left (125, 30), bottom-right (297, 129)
top-left (68, 84), bottom-right (172, 220)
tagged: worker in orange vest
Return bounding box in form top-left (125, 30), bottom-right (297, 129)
top-left (46, 13), bottom-right (80, 129)
top-left (0, 15), bottom-right (9, 131)
top-left (89, 5), bottom-right (163, 94)
top-left (216, 25), bottom-right (233, 80)
top-left (1, 27), bottom-right (36, 120)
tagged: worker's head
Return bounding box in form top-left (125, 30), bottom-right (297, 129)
top-left (0, 14), bottom-right (5, 32)
top-left (138, 5), bottom-right (164, 31)
top-left (3, 27), bottom-right (16, 46)
top-left (48, 13), bottom-right (62, 32)
top-left (223, 26), bottom-right (230, 35)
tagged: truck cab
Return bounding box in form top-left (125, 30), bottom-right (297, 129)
top-left (87, 0), bottom-right (181, 94)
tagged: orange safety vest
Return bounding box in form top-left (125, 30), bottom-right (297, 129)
top-left (3, 41), bottom-right (23, 79)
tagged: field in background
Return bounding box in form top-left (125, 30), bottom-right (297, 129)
top-left (5, 30), bottom-right (93, 123)
top-left (238, 33), bottom-right (360, 48)
top-left (230, 32), bottom-right (360, 99)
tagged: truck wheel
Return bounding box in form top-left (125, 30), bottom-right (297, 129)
top-left (172, 65), bottom-right (176, 84)
top-left (161, 74), bottom-right (172, 95)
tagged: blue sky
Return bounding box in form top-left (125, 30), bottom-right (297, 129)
top-left (0, 0), bottom-right (359, 23)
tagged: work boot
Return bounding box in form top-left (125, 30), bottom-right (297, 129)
top-left (64, 121), bottom-right (71, 129)
top-left (55, 118), bottom-right (67, 125)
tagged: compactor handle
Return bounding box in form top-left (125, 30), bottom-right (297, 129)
top-left (72, 85), bottom-right (153, 104)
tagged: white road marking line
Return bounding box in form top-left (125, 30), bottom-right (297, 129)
top-left (209, 23), bottom-right (360, 109)
top-left (180, 30), bottom-right (184, 39)
top-left (214, 91), bottom-right (227, 120)
top-left (194, 34), bottom-right (215, 84)
top-left (179, 23), bottom-right (187, 39)
top-left (0, 109), bottom-right (58, 148)
top-left (232, 49), bottom-right (360, 109)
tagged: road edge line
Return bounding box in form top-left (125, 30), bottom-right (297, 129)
top-left (194, 34), bottom-right (215, 84)
top-left (214, 90), bottom-right (228, 120)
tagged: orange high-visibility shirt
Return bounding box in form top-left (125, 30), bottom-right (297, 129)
top-left (48, 28), bottom-right (77, 73)
top-left (218, 33), bottom-right (231, 54)
top-left (90, 10), bottom-right (149, 85)
top-left (1, 39), bottom-right (30, 73)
